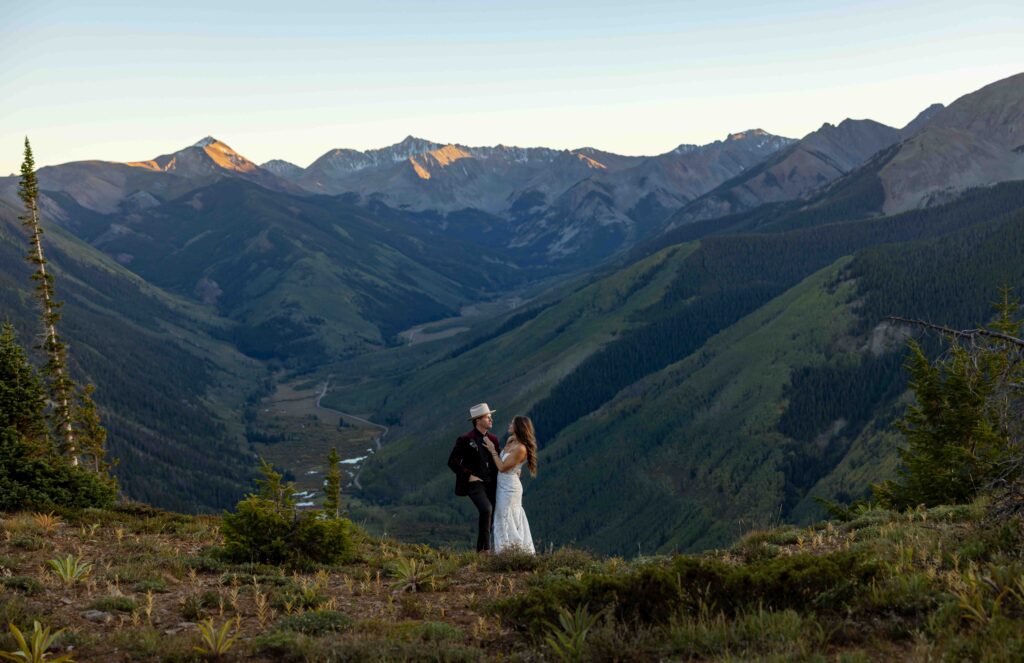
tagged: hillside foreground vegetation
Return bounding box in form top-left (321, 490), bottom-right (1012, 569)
top-left (0, 499), bottom-right (1022, 661)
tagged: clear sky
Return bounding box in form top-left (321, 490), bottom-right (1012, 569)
top-left (1, 0), bottom-right (1022, 174)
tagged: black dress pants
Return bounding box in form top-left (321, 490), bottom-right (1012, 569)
top-left (466, 480), bottom-right (497, 552)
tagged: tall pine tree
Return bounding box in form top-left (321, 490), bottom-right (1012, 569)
top-left (18, 138), bottom-right (76, 463)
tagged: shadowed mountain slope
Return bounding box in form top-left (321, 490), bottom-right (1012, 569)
top-left (0, 196), bottom-right (260, 512)
top-left (59, 178), bottom-right (538, 364)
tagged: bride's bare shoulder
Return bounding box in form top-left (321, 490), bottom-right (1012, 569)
top-left (505, 439), bottom-right (527, 457)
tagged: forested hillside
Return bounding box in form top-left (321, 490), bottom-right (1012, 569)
top-left (0, 197), bottom-right (260, 512)
top-left (339, 181), bottom-right (1024, 553)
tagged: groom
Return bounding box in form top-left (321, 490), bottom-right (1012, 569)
top-left (447, 403), bottom-right (501, 552)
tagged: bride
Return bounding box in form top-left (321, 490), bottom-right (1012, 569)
top-left (483, 415), bottom-right (538, 554)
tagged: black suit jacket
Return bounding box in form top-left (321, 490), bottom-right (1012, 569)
top-left (447, 428), bottom-right (501, 496)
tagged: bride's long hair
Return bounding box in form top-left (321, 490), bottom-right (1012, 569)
top-left (512, 415), bottom-right (538, 477)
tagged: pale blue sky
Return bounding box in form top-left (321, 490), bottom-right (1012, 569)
top-left (2, 0), bottom-right (1022, 173)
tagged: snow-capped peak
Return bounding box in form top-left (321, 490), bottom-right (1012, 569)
top-left (193, 136), bottom-right (220, 148)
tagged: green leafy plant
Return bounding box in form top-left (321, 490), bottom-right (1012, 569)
top-left (31, 513), bottom-right (60, 534)
top-left (0, 621), bottom-right (74, 662)
top-left (543, 604), bottom-right (601, 663)
top-left (273, 580), bottom-right (325, 612)
top-left (388, 556), bottom-right (434, 593)
top-left (194, 618), bottom-right (238, 657)
top-left (180, 593), bottom-right (208, 621)
top-left (47, 555), bottom-right (92, 587)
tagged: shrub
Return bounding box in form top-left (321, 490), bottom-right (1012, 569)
top-left (133, 579), bottom-right (169, 594)
top-left (541, 547), bottom-right (595, 573)
top-left (311, 638), bottom-right (483, 663)
top-left (180, 593), bottom-right (208, 621)
top-left (0, 576), bottom-right (43, 596)
top-left (667, 606), bottom-right (821, 659)
top-left (221, 460), bottom-right (355, 567)
top-left (410, 621), bottom-right (463, 643)
top-left (253, 630), bottom-right (309, 663)
top-left (291, 514), bottom-right (355, 567)
top-left (274, 610), bottom-right (352, 636)
top-left (480, 548), bottom-right (540, 573)
top-left (495, 551), bottom-right (881, 634)
top-left (89, 595), bottom-right (137, 613)
top-left (9, 534), bottom-right (46, 551)
top-left (584, 621), bottom-right (662, 663)
top-left (731, 537), bottom-right (783, 564)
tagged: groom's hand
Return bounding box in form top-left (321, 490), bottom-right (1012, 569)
top-left (469, 474), bottom-right (482, 482)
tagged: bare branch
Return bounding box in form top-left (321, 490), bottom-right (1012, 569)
top-left (885, 316), bottom-right (1024, 348)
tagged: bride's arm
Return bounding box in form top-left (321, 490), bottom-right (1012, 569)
top-left (486, 439), bottom-right (526, 472)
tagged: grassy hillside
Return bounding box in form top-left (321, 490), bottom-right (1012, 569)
top-left (1, 500), bottom-right (1021, 661)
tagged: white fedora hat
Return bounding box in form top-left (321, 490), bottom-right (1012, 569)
top-left (468, 403), bottom-right (497, 421)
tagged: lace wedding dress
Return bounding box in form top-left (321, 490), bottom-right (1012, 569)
top-left (492, 449), bottom-right (535, 554)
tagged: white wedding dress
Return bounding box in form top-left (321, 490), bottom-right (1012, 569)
top-left (492, 449), bottom-right (535, 554)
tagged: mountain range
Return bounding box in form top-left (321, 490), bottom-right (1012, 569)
top-left (1, 72), bottom-right (1022, 552)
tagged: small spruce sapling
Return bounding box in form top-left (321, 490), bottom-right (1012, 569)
top-left (323, 447), bottom-right (342, 518)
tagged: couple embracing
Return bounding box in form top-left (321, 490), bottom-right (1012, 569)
top-left (447, 403), bottom-right (538, 554)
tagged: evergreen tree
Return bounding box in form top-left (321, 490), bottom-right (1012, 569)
top-left (0, 323), bottom-right (49, 448)
top-left (874, 290), bottom-right (1023, 509)
top-left (222, 457), bottom-right (354, 566)
top-left (254, 457), bottom-right (296, 514)
top-left (323, 447), bottom-right (342, 518)
top-left (74, 384), bottom-right (117, 483)
top-left (18, 138), bottom-right (76, 462)
top-left (0, 324), bottom-right (116, 511)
